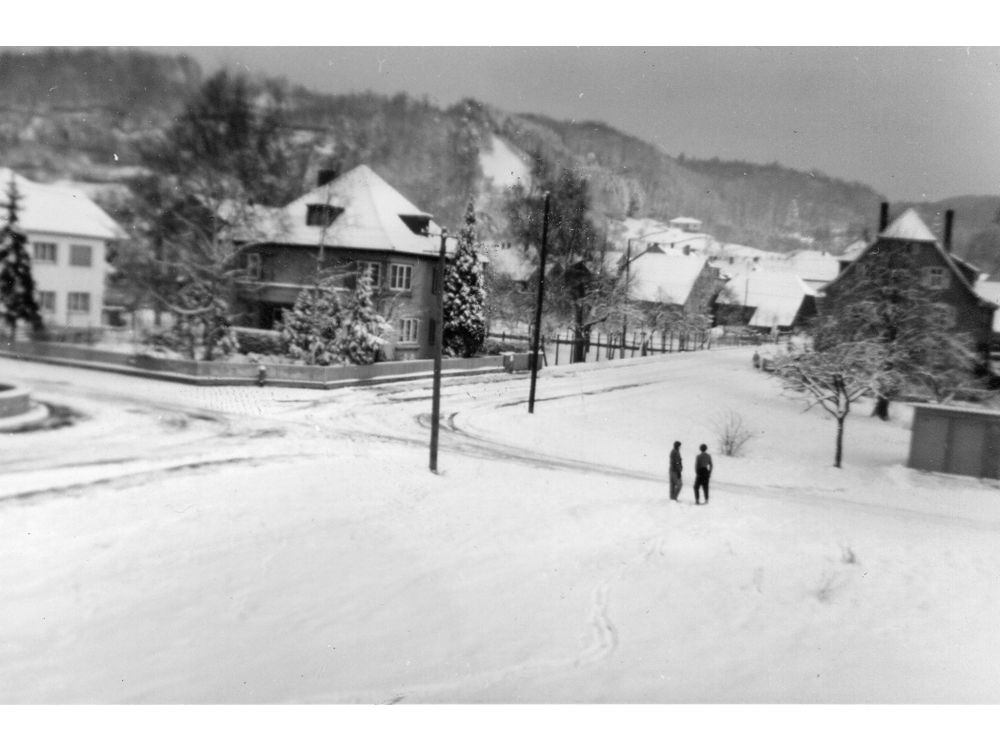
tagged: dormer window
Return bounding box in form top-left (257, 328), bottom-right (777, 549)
top-left (306, 204), bottom-right (343, 227)
top-left (921, 266), bottom-right (949, 290)
top-left (399, 215), bottom-right (431, 236)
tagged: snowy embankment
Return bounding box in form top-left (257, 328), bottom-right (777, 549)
top-left (1, 349), bottom-right (998, 703)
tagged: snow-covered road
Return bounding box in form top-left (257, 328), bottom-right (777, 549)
top-left (2, 349), bottom-right (998, 703)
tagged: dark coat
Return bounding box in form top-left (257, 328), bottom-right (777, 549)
top-left (670, 448), bottom-right (682, 474)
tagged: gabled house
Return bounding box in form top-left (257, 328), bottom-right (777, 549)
top-left (822, 206), bottom-right (997, 364)
top-left (667, 216), bottom-right (703, 233)
top-left (0, 168), bottom-right (125, 331)
top-left (717, 269), bottom-right (818, 330)
top-left (625, 250), bottom-right (725, 317)
top-left (235, 165), bottom-right (452, 360)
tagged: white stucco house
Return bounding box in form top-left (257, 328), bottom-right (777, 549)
top-left (1, 168), bottom-right (125, 331)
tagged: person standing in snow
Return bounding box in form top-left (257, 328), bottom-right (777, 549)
top-left (669, 441), bottom-right (683, 501)
top-left (694, 444), bottom-right (713, 504)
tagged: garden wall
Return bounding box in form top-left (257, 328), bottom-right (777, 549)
top-left (0, 384), bottom-right (31, 419)
top-left (0, 340), bottom-right (524, 389)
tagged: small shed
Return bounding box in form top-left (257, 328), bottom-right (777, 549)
top-left (908, 403), bottom-right (1000, 479)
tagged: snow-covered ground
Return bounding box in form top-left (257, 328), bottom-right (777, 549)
top-left (1, 348), bottom-right (999, 704)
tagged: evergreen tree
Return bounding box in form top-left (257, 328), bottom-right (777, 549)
top-left (443, 201), bottom-right (486, 357)
top-left (338, 271), bottom-right (388, 365)
top-left (279, 283), bottom-right (344, 366)
top-left (0, 178), bottom-right (43, 338)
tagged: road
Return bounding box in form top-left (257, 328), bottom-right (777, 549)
top-left (4, 348), bottom-right (999, 704)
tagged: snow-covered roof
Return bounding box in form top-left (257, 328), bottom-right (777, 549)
top-left (0, 167), bottom-right (126, 241)
top-left (839, 240), bottom-right (867, 261)
top-left (615, 217), bottom-right (710, 254)
top-left (776, 250), bottom-right (841, 283)
top-left (482, 244), bottom-right (535, 281)
top-left (707, 241), bottom-right (785, 262)
top-left (840, 208), bottom-right (996, 309)
top-left (247, 165), bottom-right (443, 257)
top-left (724, 270), bottom-right (815, 328)
top-left (880, 208), bottom-right (938, 242)
top-left (669, 216), bottom-right (701, 225)
top-left (974, 280), bottom-right (1000, 332)
top-left (628, 253), bottom-right (708, 306)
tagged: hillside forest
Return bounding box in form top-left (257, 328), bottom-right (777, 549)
top-left (2, 48), bottom-right (999, 276)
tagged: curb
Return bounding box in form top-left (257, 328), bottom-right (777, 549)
top-left (0, 403), bottom-right (50, 433)
top-left (0, 350), bottom-right (506, 390)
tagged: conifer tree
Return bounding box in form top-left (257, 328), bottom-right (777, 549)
top-left (0, 178), bottom-right (43, 339)
top-left (279, 283), bottom-right (343, 366)
top-left (443, 200), bottom-right (486, 357)
top-left (338, 270), bottom-right (388, 365)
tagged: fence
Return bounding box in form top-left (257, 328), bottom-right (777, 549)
top-left (488, 326), bottom-right (762, 366)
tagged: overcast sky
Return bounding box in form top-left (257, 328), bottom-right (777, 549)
top-left (147, 46), bottom-right (999, 203)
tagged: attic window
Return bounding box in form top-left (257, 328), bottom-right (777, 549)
top-left (399, 215), bottom-right (431, 236)
top-left (921, 266), bottom-right (949, 290)
top-left (306, 204), bottom-right (344, 227)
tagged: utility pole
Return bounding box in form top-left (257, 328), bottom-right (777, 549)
top-left (528, 193), bottom-right (551, 414)
top-left (429, 230), bottom-right (447, 472)
top-left (621, 237), bottom-right (632, 358)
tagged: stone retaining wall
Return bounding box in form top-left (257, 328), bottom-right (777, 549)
top-left (0, 384), bottom-right (31, 419)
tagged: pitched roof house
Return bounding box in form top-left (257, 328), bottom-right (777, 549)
top-left (719, 269), bottom-right (818, 330)
top-left (235, 165), bottom-right (452, 360)
top-left (626, 250), bottom-right (725, 316)
top-left (823, 207), bottom-right (998, 363)
top-left (0, 167), bottom-right (125, 331)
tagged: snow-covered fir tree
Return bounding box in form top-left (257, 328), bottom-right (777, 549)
top-left (337, 270), bottom-right (388, 365)
top-left (0, 178), bottom-right (43, 338)
top-left (443, 200), bottom-right (486, 357)
top-left (279, 283), bottom-right (343, 366)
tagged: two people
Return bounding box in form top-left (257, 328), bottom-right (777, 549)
top-left (669, 441), bottom-right (713, 504)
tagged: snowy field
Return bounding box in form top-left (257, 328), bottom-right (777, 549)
top-left (2, 348), bottom-right (999, 706)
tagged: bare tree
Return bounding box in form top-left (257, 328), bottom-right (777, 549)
top-left (771, 340), bottom-right (876, 468)
top-left (711, 410), bottom-right (755, 457)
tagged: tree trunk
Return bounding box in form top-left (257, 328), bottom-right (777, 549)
top-left (572, 308), bottom-right (587, 364)
top-left (834, 416), bottom-right (845, 468)
top-left (871, 396), bottom-right (890, 421)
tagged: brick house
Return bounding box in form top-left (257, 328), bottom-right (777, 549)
top-left (234, 165), bottom-right (452, 360)
top-left (821, 207), bottom-right (997, 365)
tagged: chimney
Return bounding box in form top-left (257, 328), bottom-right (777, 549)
top-left (317, 168), bottom-right (337, 187)
top-left (944, 209), bottom-right (955, 254)
top-left (878, 202), bottom-right (889, 233)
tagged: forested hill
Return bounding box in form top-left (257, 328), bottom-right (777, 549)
top-left (2, 48), bottom-right (997, 266)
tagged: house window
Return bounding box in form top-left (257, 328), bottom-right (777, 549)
top-left (37, 291), bottom-right (55, 313)
top-left (428, 318), bottom-right (437, 347)
top-left (246, 252), bottom-right (262, 279)
top-left (33, 242), bottom-right (57, 263)
top-left (399, 215), bottom-right (430, 236)
top-left (305, 204), bottom-right (344, 227)
top-left (390, 264), bottom-right (413, 291)
top-left (67, 292), bottom-right (90, 313)
top-left (930, 303), bottom-right (956, 330)
top-left (398, 317), bottom-right (419, 344)
top-left (359, 261), bottom-right (381, 287)
top-left (70, 245), bottom-right (93, 267)
top-left (921, 266), bottom-right (949, 290)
